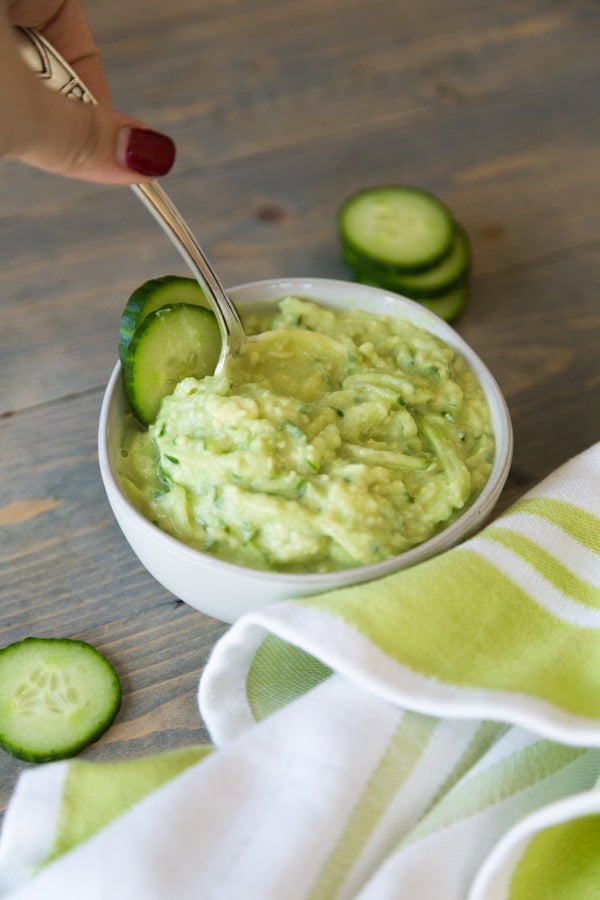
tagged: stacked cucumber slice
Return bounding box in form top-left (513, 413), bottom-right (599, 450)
top-left (119, 276), bottom-right (222, 426)
top-left (119, 190), bottom-right (469, 426)
top-left (338, 185), bottom-right (470, 321)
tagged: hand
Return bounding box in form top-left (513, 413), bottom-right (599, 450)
top-left (1, 0), bottom-right (175, 183)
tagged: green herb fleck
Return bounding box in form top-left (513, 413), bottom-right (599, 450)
top-left (241, 523), bottom-right (258, 543)
top-left (284, 421), bottom-right (304, 441)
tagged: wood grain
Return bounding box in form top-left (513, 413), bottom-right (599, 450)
top-left (0, 389), bottom-right (228, 813)
top-left (1, 66), bottom-right (598, 414)
top-left (0, 0), bottom-right (598, 823)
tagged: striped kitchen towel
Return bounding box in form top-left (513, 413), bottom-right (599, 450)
top-left (0, 443), bottom-right (599, 899)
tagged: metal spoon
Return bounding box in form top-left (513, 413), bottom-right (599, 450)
top-left (15, 26), bottom-right (246, 373)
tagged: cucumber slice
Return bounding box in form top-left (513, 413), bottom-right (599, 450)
top-left (124, 303), bottom-right (222, 425)
top-left (0, 637), bottom-right (121, 763)
top-left (419, 281), bottom-right (469, 321)
top-left (343, 224), bottom-right (470, 298)
top-left (355, 276), bottom-right (469, 323)
top-left (119, 276), bottom-right (211, 366)
top-left (338, 185), bottom-right (454, 272)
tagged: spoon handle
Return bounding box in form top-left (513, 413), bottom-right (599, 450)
top-left (129, 181), bottom-right (245, 354)
top-left (15, 26), bottom-right (245, 355)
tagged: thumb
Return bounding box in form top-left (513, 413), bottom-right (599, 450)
top-left (1, 24), bottom-right (175, 184)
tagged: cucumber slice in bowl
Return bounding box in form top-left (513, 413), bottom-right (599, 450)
top-left (338, 185), bottom-right (454, 272)
top-left (119, 275), bottom-right (211, 366)
top-left (124, 303), bottom-right (222, 426)
top-left (0, 638), bottom-right (121, 763)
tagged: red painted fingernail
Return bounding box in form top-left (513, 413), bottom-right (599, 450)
top-left (122, 127), bottom-right (176, 176)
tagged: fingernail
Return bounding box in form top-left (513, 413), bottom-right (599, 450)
top-left (118, 127), bottom-right (176, 176)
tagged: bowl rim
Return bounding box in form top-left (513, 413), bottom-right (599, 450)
top-left (98, 276), bottom-right (513, 586)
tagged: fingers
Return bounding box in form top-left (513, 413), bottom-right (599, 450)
top-left (1, 2), bottom-right (176, 184)
top-left (9, 77), bottom-right (176, 183)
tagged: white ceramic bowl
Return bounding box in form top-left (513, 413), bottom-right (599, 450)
top-left (99, 277), bottom-right (513, 622)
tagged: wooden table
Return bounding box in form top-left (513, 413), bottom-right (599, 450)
top-left (1, 0), bottom-right (599, 821)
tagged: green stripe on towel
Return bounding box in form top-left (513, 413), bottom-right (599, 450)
top-left (308, 713), bottom-right (437, 899)
top-left (47, 746), bottom-right (212, 867)
top-left (483, 527), bottom-right (600, 609)
top-left (299, 549), bottom-right (600, 718)
top-left (403, 743), bottom-right (591, 846)
top-left (510, 814), bottom-right (600, 899)
top-left (247, 636), bottom-right (332, 722)
top-left (505, 498), bottom-right (600, 552)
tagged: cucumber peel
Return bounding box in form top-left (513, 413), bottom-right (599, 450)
top-left (342, 224), bottom-right (470, 299)
top-left (123, 303), bottom-right (222, 425)
top-left (339, 185), bottom-right (455, 271)
top-left (119, 275), bottom-right (211, 366)
top-left (339, 184), bottom-right (471, 321)
top-left (355, 275), bottom-right (469, 323)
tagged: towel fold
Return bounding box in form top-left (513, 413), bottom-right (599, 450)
top-left (1, 444), bottom-right (599, 899)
